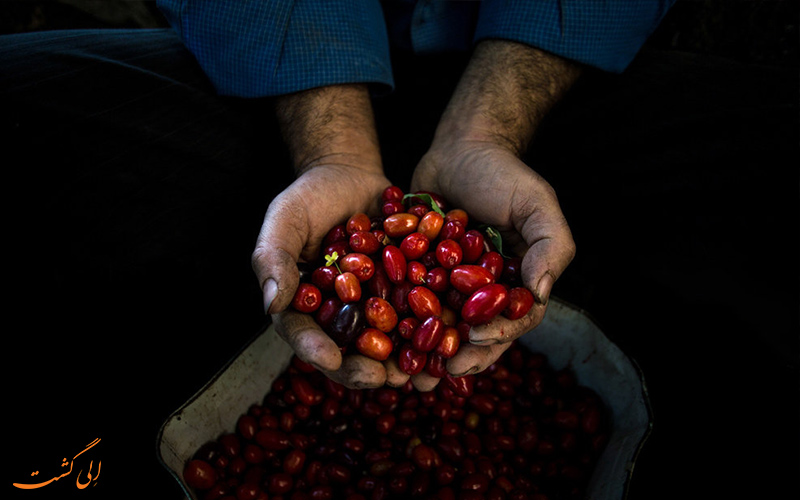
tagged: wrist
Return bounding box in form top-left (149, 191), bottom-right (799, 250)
top-left (431, 40), bottom-right (581, 157)
top-left (275, 83), bottom-right (383, 174)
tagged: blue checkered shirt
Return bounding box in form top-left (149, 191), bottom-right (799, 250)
top-left (157, 0), bottom-right (675, 98)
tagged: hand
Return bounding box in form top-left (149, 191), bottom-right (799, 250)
top-left (252, 84), bottom-right (394, 389)
top-left (407, 142), bottom-right (576, 391)
top-left (399, 40), bottom-right (580, 391)
top-left (252, 162), bottom-right (394, 388)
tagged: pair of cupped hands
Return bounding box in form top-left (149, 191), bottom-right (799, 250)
top-left (251, 41), bottom-right (579, 392)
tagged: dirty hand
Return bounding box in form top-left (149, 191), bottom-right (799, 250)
top-left (251, 84), bottom-right (393, 389)
top-left (394, 40), bottom-right (581, 391)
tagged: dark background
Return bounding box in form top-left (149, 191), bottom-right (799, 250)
top-left (2, 1), bottom-right (797, 499)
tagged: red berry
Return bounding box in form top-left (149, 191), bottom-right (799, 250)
top-left (382, 199), bottom-right (404, 216)
top-left (291, 283), bottom-right (323, 313)
top-left (382, 245), bottom-right (407, 283)
top-left (408, 286), bottom-right (443, 320)
top-left (398, 344), bottom-right (427, 375)
top-left (424, 267), bottom-right (449, 293)
top-left (400, 232), bottom-right (430, 260)
top-left (436, 239), bottom-right (463, 269)
top-left (461, 284), bottom-right (510, 325)
top-left (478, 251), bottom-right (504, 280)
top-left (503, 287), bottom-right (535, 320)
top-left (444, 208), bottom-right (468, 226)
top-left (449, 265), bottom-right (495, 295)
top-left (417, 211), bottom-right (444, 240)
top-left (183, 459), bottom-right (217, 490)
top-left (440, 220), bottom-right (465, 241)
top-left (339, 252), bottom-right (376, 282)
top-left (383, 213), bottom-right (419, 238)
top-left (346, 213), bottom-right (372, 235)
top-left (397, 317), bottom-right (420, 340)
top-left (356, 328), bottom-right (394, 361)
top-left (364, 296), bottom-right (399, 333)
top-left (436, 327), bottom-right (461, 359)
top-left (406, 261), bottom-right (427, 285)
top-left (323, 224), bottom-right (347, 246)
top-left (381, 185), bottom-right (404, 202)
top-left (334, 272), bottom-right (362, 303)
top-left (349, 230), bottom-right (381, 254)
top-left (311, 265), bottom-right (337, 291)
top-left (459, 230), bottom-right (485, 264)
top-left (412, 315), bottom-right (446, 352)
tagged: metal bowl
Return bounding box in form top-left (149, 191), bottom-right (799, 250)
top-left (157, 296), bottom-right (652, 500)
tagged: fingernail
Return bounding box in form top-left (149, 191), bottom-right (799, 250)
top-left (469, 336), bottom-right (498, 346)
top-left (469, 326), bottom-right (498, 345)
top-left (453, 366), bottom-right (479, 377)
top-left (535, 271), bottom-right (555, 306)
top-left (262, 278), bottom-right (278, 314)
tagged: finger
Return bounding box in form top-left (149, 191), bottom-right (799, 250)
top-left (274, 310), bottom-right (387, 388)
top-left (467, 298), bottom-right (547, 345)
top-left (522, 235), bottom-right (575, 306)
top-left (273, 310), bottom-right (342, 372)
top-left (516, 199), bottom-right (576, 306)
top-left (446, 341), bottom-right (514, 377)
top-left (384, 356), bottom-right (411, 388)
top-left (319, 354), bottom-right (387, 390)
top-left (410, 371), bottom-right (441, 392)
top-left (252, 193), bottom-right (311, 314)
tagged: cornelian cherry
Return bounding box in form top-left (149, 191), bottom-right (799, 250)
top-left (349, 231), bottom-right (381, 254)
top-left (400, 232), bottom-right (430, 260)
top-left (383, 213), bottom-right (419, 238)
top-left (461, 284), bottom-right (510, 325)
top-left (407, 260), bottom-right (427, 285)
top-left (436, 239), bottom-right (463, 269)
top-left (334, 272), bottom-right (361, 303)
top-left (412, 315), bottom-right (445, 352)
top-left (364, 296), bottom-right (398, 333)
top-left (291, 283), bottom-right (322, 313)
top-left (346, 213), bottom-right (372, 235)
top-left (356, 328), bottom-right (394, 361)
top-left (381, 185), bottom-right (404, 202)
top-left (183, 459), bottom-right (217, 490)
top-left (408, 286), bottom-right (443, 320)
top-left (382, 245), bottom-right (407, 284)
top-left (398, 344), bottom-right (427, 375)
top-left (338, 253), bottom-right (375, 282)
top-left (436, 327), bottom-right (461, 359)
top-left (417, 211), bottom-right (444, 240)
top-left (449, 265), bottom-right (495, 295)
top-left (503, 287), bottom-right (535, 320)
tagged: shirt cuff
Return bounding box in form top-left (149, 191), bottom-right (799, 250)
top-left (474, 0), bottom-right (676, 73)
top-left (158, 0), bottom-right (394, 97)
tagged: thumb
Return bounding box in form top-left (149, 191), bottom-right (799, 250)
top-left (251, 194), bottom-right (310, 314)
top-left (519, 214), bottom-right (576, 306)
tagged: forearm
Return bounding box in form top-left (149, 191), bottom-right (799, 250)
top-left (432, 40), bottom-right (582, 156)
top-left (274, 83), bottom-right (383, 174)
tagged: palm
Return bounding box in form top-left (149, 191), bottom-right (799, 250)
top-left (409, 143), bottom-right (575, 381)
top-left (252, 164), bottom-right (392, 388)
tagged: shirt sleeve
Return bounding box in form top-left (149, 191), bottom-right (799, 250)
top-left (474, 0), bottom-right (676, 73)
top-left (157, 0), bottom-right (395, 98)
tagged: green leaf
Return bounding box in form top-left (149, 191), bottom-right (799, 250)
top-left (482, 225), bottom-right (508, 258)
top-left (402, 193), bottom-right (445, 217)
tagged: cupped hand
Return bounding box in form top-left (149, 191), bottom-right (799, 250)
top-left (405, 141), bottom-right (576, 390)
top-left (251, 162), bottom-right (392, 389)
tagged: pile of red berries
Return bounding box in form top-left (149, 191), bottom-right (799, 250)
top-left (289, 186), bottom-right (535, 377)
top-left (183, 344), bottom-right (610, 500)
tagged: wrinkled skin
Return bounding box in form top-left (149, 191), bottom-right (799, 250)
top-left (252, 41), bottom-right (580, 390)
